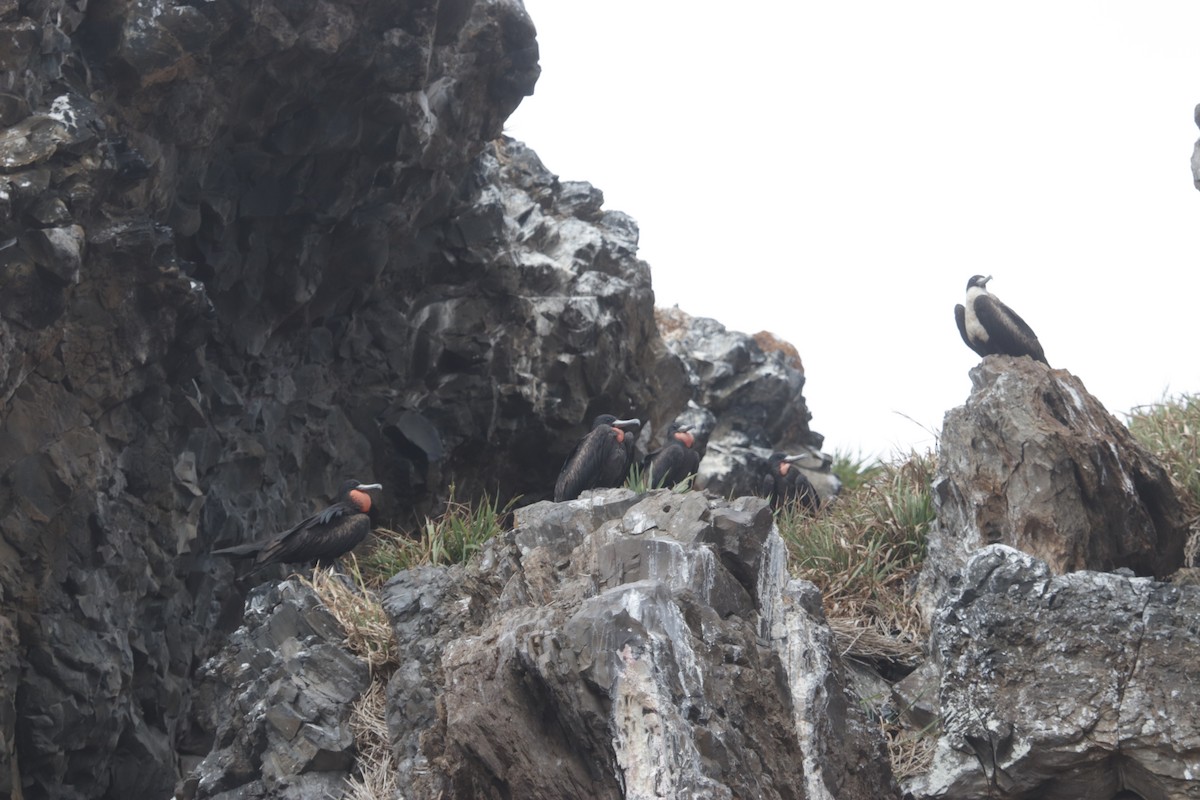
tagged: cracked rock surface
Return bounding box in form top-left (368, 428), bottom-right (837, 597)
top-left (909, 545), bottom-right (1200, 800)
top-left (382, 490), bottom-right (899, 800)
top-left (921, 356), bottom-right (1187, 618)
top-left (0, 0), bottom-right (826, 796)
top-left (180, 580), bottom-right (369, 800)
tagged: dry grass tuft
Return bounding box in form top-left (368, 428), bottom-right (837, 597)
top-left (303, 560), bottom-right (397, 673)
top-left (751, 330), bottom-right (804, 371)
top-left (1127, 394), bottom-right (1200, 566)
top-left (778, 450), bottom-right (935, 662)
top-left (827, 616), bottom-right (922, 664)
top-left (883, 719), bottom-right (938, 781)
top-left (342, 679), bottom-right (398, 800)
top-left (302, 564), bottom-right (400, 799)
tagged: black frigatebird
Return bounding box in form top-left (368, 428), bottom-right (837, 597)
top-left (642, 423), bottom-right (701, 489)
top-left (761, 453), bottom-right (821, 513)
top-left (554, 415), bottom-right (641, 502)
top-left (954, 275), bottom-right (1049, 365)
top-left (212, 479), bottom-right (383, 567)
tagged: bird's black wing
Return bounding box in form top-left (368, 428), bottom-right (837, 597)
top-left (786, 470), bottom-right (821, 514)
top-left (650, 445), bottom-right (699, 488)
top-left (954, 304), bottom-right (971, 349)
top-left (256, 502), bottom-right (359, 565)
top-left (555, 428), bottom-right (607, 501)
top-left (558, 426), bottom-right (629, 499)
top-left (975, 295), bottom-right (1048, 364)
top-left (210, 541), bottom-right (264, 558)
top-left (643, 446), bottom-right (668, 488)
top-left (759, 471), bottom-right (778, 506)
top-left (678, 448), bottom-right (700, 484)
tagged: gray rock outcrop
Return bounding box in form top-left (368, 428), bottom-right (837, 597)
top-left (907, 545), bottom-right (1200, 800)
top-left (892, 356), bottom-right (1197, 799)
top-left (181, 580), bottom-right (370, 800)
top-left (383, 490), bottom-right (899, 799)
top-left (0, 1), bottom-right (539, 794)
top-left (0, 0), bottom-right (826, 795)
top-left (922, 356), bottom-right (1187, 617)
top-left (656, 308), bottom-right (826, 498)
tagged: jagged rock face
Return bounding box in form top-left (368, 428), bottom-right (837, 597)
top-left (922, 357), bottom-right (1187, 615)
top-left (0, 0), bottom-right (827, 795)
top-left (655, 308), bottom-right (824, 498)
top-left (0, 0), bottom-right (538, 796)
top-left (180, 579), bottom-right (370, 800)
top-left (907, 545), bottom-right (1200, 800)
top-left (383, 490), bottom-right (898, 799)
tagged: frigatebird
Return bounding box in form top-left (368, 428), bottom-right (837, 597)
top-left (954, 275), bottom-right (1049, 365)
top-left (642, 423), bottom-right (701, 489)
top-left (212, 479), bottom-right (383, 566)
top-left (554, 415), bottom-right (641, 502)
top-left (761, 453), bottom-right (820, 513)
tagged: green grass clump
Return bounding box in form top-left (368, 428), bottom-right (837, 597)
top-left (358, 486), bottom-right (516, 586)
top-left (829, 449), bottom-right (885, 493)
top-left (1126, 393), bottom-right (1200, 566)
top-left (777, 450), bottom-right (937, 663)
top-left (1127, 394), bottom-right (1200, 516)
top-left (624, 461), bottom-right (694, 493)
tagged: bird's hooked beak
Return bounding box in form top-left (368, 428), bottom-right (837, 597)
top-left (613, 418), bottom-right (641, 430)
top-left (781, 453), bottom-right (825, 473)
top-left (356, 482), bottom-right (383, 491)
top-left (981, 275), bottom-right (993, 287)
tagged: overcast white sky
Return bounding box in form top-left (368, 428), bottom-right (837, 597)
top-left (506, 2), bottom-right (1200, 461)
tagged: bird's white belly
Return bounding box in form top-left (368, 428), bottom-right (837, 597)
top-left (964, 288), bottom-right (989, 342)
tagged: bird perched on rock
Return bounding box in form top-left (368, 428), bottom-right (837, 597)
top-left (212, 479), bottom-right (383, 567)
top-left (761, 453), bottom-right (821, 513)
top-left (642, 423), bottom-right (701, 490)
top-left (954, 275), bottom-right (1049, 365)
top-left (554, 415), bottom-right (641, 502)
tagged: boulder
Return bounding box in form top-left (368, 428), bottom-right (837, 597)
top-left (907, 545), bottom-right (1200, 800)
top-left (922, 356), bottom-right (1187, 616)
top-left (180, 579), bottom-right (370, 800)
top-left (383, 490), bottom-right (899, 799)
top-left (655, 308), bottom-right (827, 498)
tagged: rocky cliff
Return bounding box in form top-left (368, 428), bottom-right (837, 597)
top-left (184, 492), bottom-right (899, 799)
top-left (0, 1), bottom-right (823, 797)
top-left (177, 355), bottom-right (1200, 800)
top-left (899, 357), bottom-right (1195, 800)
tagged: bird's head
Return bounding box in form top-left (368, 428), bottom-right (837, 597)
top-left (669, 424), bottom-right (696, 449)
top-left (966, 274), bottom-right (993, 291)
top-left (767, 452), bottom-right (812, 476)
top-left (611, 417), bottom-right (640, 442)
top-left (339, 480), bottom-right (382, 513)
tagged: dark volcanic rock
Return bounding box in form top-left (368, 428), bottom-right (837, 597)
top-left (0, 0), bottom-right (827, 796)
top-left (0, 0), bottom-right (537, 796)
top-left (383, 491), bottom-right (899, 800)
top-left (921, 356), bottom-right (1187, 617)
top-left (655, 307), bottom-right (826, 498)
top-left (909, 545), bottom-right (1200, 800)
top-left (181, 579), bottom-right (369, 800)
